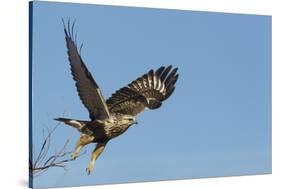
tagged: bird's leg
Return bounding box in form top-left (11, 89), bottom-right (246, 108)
top-left (71, 134), bottom-right (94, 160)
top-left (86, 142), bottom-right (107, 175)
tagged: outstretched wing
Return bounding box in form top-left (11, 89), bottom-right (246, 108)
top-left (63, 20), bottom-right (110, 120)
top-left (106, 65), bottom-right (179, 116)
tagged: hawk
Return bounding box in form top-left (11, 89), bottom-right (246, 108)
top-left (55, 21), bottom-right (179, 175)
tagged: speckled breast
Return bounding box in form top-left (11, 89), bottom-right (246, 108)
top-left (103, 124), bottom-right (129, 140)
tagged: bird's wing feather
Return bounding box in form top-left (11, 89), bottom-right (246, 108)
top-left (106, 66), bottom-right (179, 116)
top-left (63, 20), bottom-right (110, 120)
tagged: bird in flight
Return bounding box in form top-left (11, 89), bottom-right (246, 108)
top-left (55, 20), bottom-right (179, 175)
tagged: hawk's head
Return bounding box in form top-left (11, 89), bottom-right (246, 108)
top-left (119, 115), bottom-right (138, 127)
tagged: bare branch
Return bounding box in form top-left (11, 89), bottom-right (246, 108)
top-left (29, 123), bottom-right (85, 177)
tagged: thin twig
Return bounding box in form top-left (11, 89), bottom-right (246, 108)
top-left (29, 123), bottom-right (85, 177)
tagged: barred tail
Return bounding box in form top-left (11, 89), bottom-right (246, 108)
top-left (54, 117), bottom-right (88, 131)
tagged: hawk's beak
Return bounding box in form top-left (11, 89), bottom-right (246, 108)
top-left (135, 120), bottom-right (138, 125)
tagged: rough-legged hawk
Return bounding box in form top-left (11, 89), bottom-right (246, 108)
top-left (55, 21), bottom-right (179, 175)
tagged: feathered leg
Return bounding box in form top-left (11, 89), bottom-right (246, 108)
top-left (71, 134), bottom-right (94, 160)
top-left (86, 142), bottom-right (107, 175)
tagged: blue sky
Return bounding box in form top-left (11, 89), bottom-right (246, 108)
top-left (30, 1), bottom-right (271, 188)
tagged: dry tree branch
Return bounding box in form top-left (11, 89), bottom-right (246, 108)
top-left (29, 122), bottom-right (86, 177)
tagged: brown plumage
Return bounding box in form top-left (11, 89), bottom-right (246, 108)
top-left (107, 65), bottom-right (179, 115)
top-left (55, 20), bottom-right (179, 175)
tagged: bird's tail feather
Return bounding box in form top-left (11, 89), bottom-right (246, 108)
top-left (54, 117), bottom-right (88, 130)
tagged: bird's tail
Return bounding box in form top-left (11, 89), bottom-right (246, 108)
top-left (54, 117), bottom-right (88, 131)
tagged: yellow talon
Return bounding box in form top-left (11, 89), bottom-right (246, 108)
top-left (86, 163), bottom-right (94, 175)
top-left (71, 152), bottom-right (78, 160)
